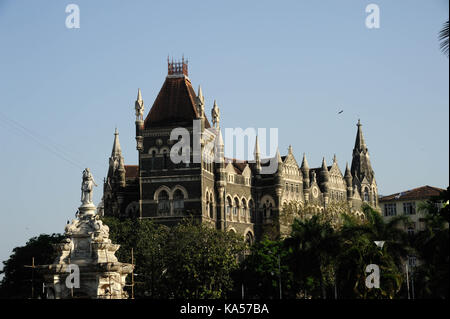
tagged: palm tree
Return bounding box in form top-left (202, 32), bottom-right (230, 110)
top-left (336, 205), bottom-right (409, 298)
top-left (285, 216), bottom-right (340, 299)
top-left (439, 20), bottom-right (449, 57)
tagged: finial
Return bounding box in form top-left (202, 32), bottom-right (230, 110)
top-left (333, 154), bottom-right (337, 163)
top-left (321, 157), bottom-right (327, 169)
top-left (276, 148), bottom-right (282, 164)
top-left (137, 88), bottom-right (142, 101)
top-left (114, 127), bottom-right (118, 135)
top-left (198, 85), bottom-right (203, 101)
top-left (254, 135), bottom-right (260, 155)
top-left (288, 145), bottom-right (293, 154)
top-left (357, 119), bottom-right (361, 126)
top-left (301, 153), bottom-right (309, 169)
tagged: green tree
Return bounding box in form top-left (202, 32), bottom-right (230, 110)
top-left (336, 206), bottom-right (407, 299)
top-left (163, 220), bottom-right (246, 299)
top-left (0, 233), bottom-right (64, 299)
top-left (239, 237), bottom-right (293, 299)
top-left (412, 188), bottom-right (449, 298)
top-left (285, 215), bottom-right (339, 299)
top-left (102, 217), bottom-right (169, 298)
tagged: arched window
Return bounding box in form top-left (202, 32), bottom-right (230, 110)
top-left (233, 198), bottom-right (240, 216)
top-left (363, 188), bottom-right (369, 202)
top-left (162, 150), bottom-right (168, 169)
top-left (157, 190), bottom-right (170, 215)
top-left (173, 189), bottom-right (184, 214)
top-left (241, 199), bottom-right (247, 218)
top-left (245, 232), bottom-right (254, 245)
top-left (226, 197), bottom-right (232, 215)
top-left (209, 193), bottom-right (214, 219)
top-left (249, 200), bottom-right (255, 223)
top-left (150, 150), bottom-right (157, 170)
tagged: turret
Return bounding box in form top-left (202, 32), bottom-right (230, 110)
top-left (345, 162), bottom-right (353, 200)
top-left (108, 128), bottom-right (126, 188)
top-left (196, 85), bottom-right (205, 119)
top-left (254, 135), bottom-right (261, 173)
top-left (320, 157), bottom-right (330, 203)
top-left (301, 153), bottom-right (310, 189)
top-left (135, 89), bottom-right (144, 152)
top-left (351, 119), bottom-right (374, 183)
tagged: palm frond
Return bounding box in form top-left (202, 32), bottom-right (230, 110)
top-left (439, 20), bottom-right (449, 57)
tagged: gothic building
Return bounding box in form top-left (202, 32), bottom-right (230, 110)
top-left (101, 59), bottom-right (378, 241)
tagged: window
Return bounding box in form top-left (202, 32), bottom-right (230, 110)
top-left (157, 190), bottom-right (170, 214)
top-left (249, 200), bottom-right (255, 222)
top-left (226, 197), bottom-right (232, 215)
top-left (242, 199), bottom-right (247, 217)
top-left (233, 198), bottom-right (239, 216)
top-left (296, 184), bottom-right (299, 193)
top-left (173, 189), bottom-right (184, 212)
top-left (363, 188), bottom-right (369, 202)
top-left (291, 184), bottom-right (294, 193)
top-left (162, 151), bottom-right (168, 169)
top-left (408, 256), bottom-right (416, 268)
top-left (285, 183), bottom-right (289, 191)
top-left (209, 195), bottom-right (214, 219)
top-left (403, 202), bottom-right (416, 215)
top-left (384, 203), bottom-right (397, 217)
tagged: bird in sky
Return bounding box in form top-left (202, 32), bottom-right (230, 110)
top-left (338, 110), bottom-right (344, 114)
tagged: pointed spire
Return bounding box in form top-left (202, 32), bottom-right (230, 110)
top-left (288, 145), bottom-right (293, 154)
top-left (321, 157), bottom-right (328, 171)
top-left (301, 153), bottom-right (309, 170)
top-left (333, 154), bottom-right (337, 164)
top-left (197, 85), bottom-right (204, 102)
top-left (254, 135), bottom-right (260, 156)
top-left (276, 148), bottom-right (282, 165)
top-left (112, 128), bottom-right (122, 157)
top-left (351, 119), bottom-right (375, 184)
top-left (137, 88), bottom-right (142, 101)
top-left (345, 162), bottom-right (351, 176)
top-left (354, 119), bottom-right (367, 152)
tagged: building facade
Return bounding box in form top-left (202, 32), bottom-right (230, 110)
top-left (379, 185), bottom-right (446, 268)
top-left (101, 59), bottom-right (379, 241)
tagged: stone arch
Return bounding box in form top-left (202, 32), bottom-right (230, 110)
top-left (154, 185), bottom-right (172, 200)
top-left (159, 146), bottom-right (170, 155)
top-left (225, 195), bottom-right (233, 216)
top-left (260, 195), bottom-right (275, 208)
top-left (172, 185), bottom-right (188, 199)
top-left (233, 196), bottom-right (240, 218)
top-left (148, 147), bottom-right (159, 156)
top-left (228, 227), bottom-right (237, 233)
top-left (244, 229), bottom-right (254, 245)
top-left (241, 197), bottom-right (248, 218)
top-left (125, 201), bottom-right (139, 218)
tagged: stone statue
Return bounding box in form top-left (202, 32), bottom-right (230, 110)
top-left (81, 168), bottom-right (98, 205)
top-left (211, 100), bottom-right (220, 128)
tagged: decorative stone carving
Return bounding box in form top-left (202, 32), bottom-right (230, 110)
top-left (39, 169), bottom-right (133, 299)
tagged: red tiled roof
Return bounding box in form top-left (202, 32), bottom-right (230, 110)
top-left (144, 76), bottom-right (211, 128)
top-left (224, 158), bottom-right (248, 175)
top-left (379, 185), bottom-right (445, 202)
top-left (124, 165), bottom-right (139, 179)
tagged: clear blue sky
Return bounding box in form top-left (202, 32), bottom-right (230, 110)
top-left (0, 0), bottom-right (448, 272)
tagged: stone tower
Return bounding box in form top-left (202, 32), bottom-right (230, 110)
top-left (351, 119), bottom-right (378, 207)
top-left (40, 169), bottom-right (133, 299)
